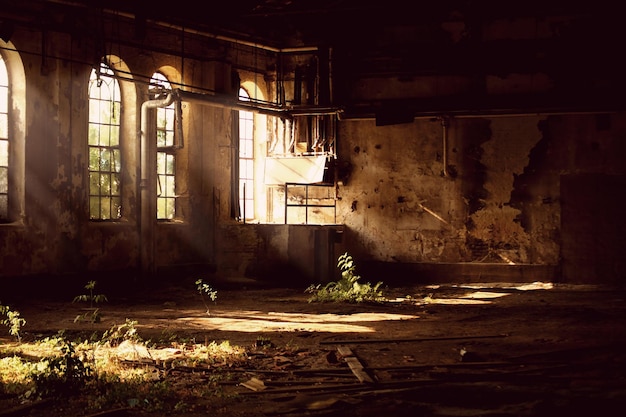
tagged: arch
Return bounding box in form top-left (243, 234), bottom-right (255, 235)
top-left (240, 80), bottom-right (265, 103)
top-left (155, 65), bottom-right (182, 89)
top-left (87, 54), bottom-right (136, 221)
top-left (149, 68), bottom-right (181, 220)
top-left (0, 39), bottom-right (26, 223)
top-left (237, 78), bottom-right (268, 222)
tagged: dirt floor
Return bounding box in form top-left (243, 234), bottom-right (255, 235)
top-left (2, 277), bottom-right (626, 417)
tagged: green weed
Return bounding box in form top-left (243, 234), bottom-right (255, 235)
top-left (0, 303), bottom-right (26, 342)
top-left (73, 280), bottom-right (108, 308)
top-left (73, 281), bottom-right (108, 323)
top-left (195, 279), bottom-right (218, 315)
top-left (306, 252), bottom-right (385, 303)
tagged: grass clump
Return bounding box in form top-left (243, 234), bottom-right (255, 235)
top-left (0, 325), bottom-right (247, 414)
top-left (306, 252), bottom-right (385, 303)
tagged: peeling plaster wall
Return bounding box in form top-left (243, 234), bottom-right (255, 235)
top-left (337, 119), bottom-right (468, 264)
top-left (468, 116), bottom-right (544, 264)
top-left (335, 112), bottom-right (626, 283)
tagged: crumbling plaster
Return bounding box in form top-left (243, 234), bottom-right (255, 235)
top-left (468, 116), bottom-right (543, 264)
top-left (335, 114), bottom-right (566, 267)
top-left (337, 118), bottom-right (467, 263)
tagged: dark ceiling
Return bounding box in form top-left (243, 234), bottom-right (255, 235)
top-left (1, 0), bottom-right (617, 49)
top-left (109, 0), bottom-right (615, 47)
top-left (1, 0), bottom-right (625, 114)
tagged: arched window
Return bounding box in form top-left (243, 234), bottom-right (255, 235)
top-left (0, 54), bottom-right (9, 220)
top-left (88, 62), bottom-right (122, 220)
top-left (0, 41), bottom-right (25, 225)
top-left (149, 72), bottom-right (176, 220)
top-left (238, 87), bottom-right (254, 221)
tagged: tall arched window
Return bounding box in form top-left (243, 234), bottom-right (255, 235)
top-left (149, 72), bottom-right (176, 220)
top-left (0, 42), bottom-right (25, 225)
top-left (88, 62), bottom-right (122, 220)
top-left (238, 87), bottom-right (254, 221)
top-left (0, 54), bottom-right (9, 220)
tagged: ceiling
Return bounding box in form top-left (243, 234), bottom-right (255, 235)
top-left (120, 0), bottom-right (613, 47)
top-left (1, 0), bottom-right (624, 115)
top-left (1, 0), bottom-right (614, 49)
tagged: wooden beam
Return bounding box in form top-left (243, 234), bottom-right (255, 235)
top-left (338, 346), bottom-right (375, 383)
top-left (320, 334), bottom-right (508, 345)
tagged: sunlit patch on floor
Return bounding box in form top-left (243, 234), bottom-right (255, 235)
top-left (460, 291), bottom-right (509, 299)
top-left (454, 281), bottom-right (555, 291)
top-left (421, 297), bottom-right (493, 305)
top-left (172, 311), bottom-right (419, 333)
top-left (412, 281), bottom-right (557, 305)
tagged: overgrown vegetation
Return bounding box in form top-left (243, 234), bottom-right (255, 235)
top-left (306, 252), bottom-right (385, 303)
top-left (0, 281), bottom-right (251, 415)
top-left (1, 324), bottom-right (247, 414)
top-left (0, 303), bottom-right (26, 342)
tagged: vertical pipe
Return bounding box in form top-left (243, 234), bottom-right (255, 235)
top-left (174, 100), bottom-right (184, 148)
top-left (305, 184), bottom-right (309, 224)
top-left (140, 92), bottom-right (176, 279)
top-left (441, 116), bottom-right (449, 177)
top-left (284, 183), bottom-right (288, 224)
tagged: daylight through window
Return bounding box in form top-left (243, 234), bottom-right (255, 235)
top-left (150, 72), bottom-right (176, 220)
top-left (239, 88), bottom-right (254, 221)
top-left (0, 55), bottom-right (9, 220)
top-left (88, 63), bottom-right (122, 220)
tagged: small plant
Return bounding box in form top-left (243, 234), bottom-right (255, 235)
top-left (0, 302), bottom-right (26, 342)
top-left (74, 309), bottom-right (102, 323)
top-left (255, 336), bottom-right (273, 348)
top-left (306, 252), bottom-right (385, 303)
top-left (73, 280), bottom-right (108, 308)
top-left (73, 281), bottom-right (108, 323)
top-left (101, 319), bottom-right (141, 346)
top-left (195, 279), bottom-right (218, 316)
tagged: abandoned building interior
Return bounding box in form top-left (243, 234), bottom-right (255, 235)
top-left (1, 1), bottom-right (626, 416)
top-left (1, 0), bottom-right (625, 288)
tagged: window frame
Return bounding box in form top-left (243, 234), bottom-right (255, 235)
top-left (0, 41), bottom-right (25, 225)
top-left (150, 72), bottom-right (177, 221)
top-left (0, 53), bottom-right (9, 221)
top-left (87, 62), bottom-right (123, 221)
top-left (238, 87), bottom-right (255, 221)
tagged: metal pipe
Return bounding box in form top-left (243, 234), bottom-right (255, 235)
top-left (139, 91), bottom-right (176, 278)
top-left (175, 89), bottom-right (292, 119)
top-left (441, 116), bottom-right (449, 177)
top-left (176, 89), bottom-right (341, 118)
top-left (174, 99), bottom-right (184, 149)
top-left (138, 88), bottom-right (342, 276)
top-left (338, 108), bottom-right (619, 121)
top-left (242, 182), bottom-right (246, 224)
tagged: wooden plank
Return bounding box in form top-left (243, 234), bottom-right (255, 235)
top-left (337, 345), bottom-right (353, 357)
top-left (238, 378), bottom-right (437, 396)
top-left (337, 346), bottom-right (374, 383)
top-left (240, 377), bottom-right (267, 391)
top-left (344, 357), bottom-right (374, 383)
top-left (320, 334), bottom-right (508, 345)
